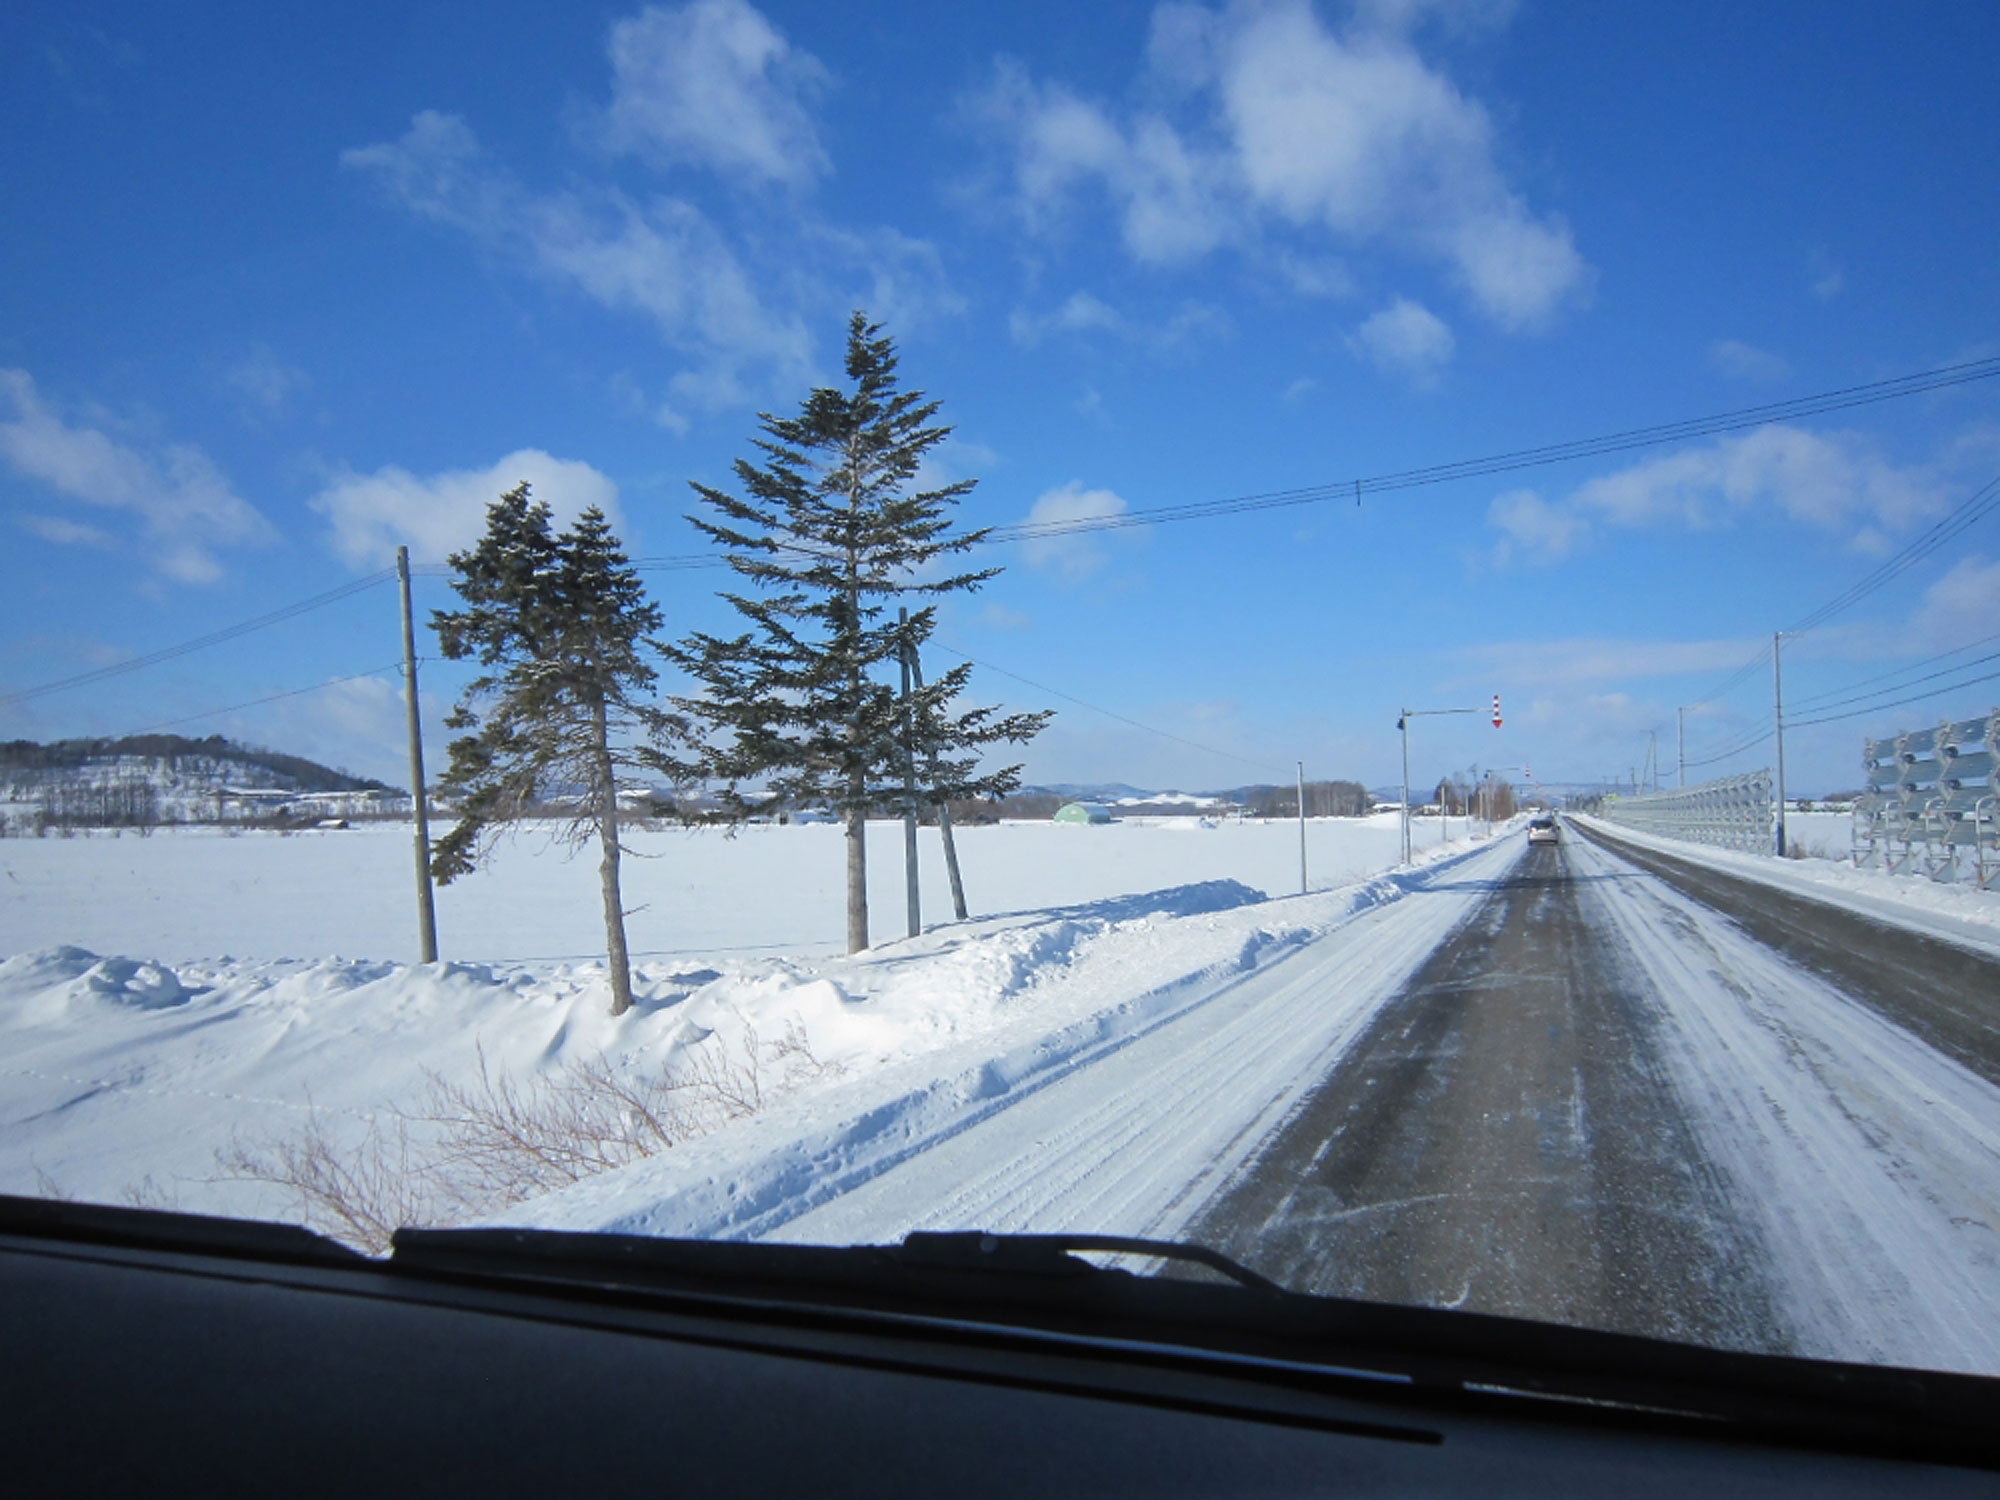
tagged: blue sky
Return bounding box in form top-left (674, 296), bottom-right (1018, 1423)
top-left (4, 0), bottom-right (1998, 798)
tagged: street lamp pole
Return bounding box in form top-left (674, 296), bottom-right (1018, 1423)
top-left (1397, 705), bottom-right (1483, 866)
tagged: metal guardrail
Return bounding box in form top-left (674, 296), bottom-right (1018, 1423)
top-left (1597, 771), bottom-right (1775, 855)
top-left (1855, 711), bottom-right (1998, 888)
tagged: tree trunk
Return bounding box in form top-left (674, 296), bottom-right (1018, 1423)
top-left (592, 695), bottom-right (635, 1016)
top-left (843, 482), bottom-right (869, 955)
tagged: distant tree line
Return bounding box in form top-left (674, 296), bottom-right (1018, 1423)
top-left (1243, 780), bottom-right (1372, 819)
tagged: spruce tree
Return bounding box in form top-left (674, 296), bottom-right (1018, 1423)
top-left (431, 484), bottom-right (677, 1016)
top-left (670, 312), bottom-right (1050, 953)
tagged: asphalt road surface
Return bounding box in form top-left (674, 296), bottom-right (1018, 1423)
top-left (1184, 837), bottom-right (1795, 1352)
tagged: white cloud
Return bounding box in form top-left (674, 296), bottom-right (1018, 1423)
top-left (974, 0), bottom-right (1590, 330)
top-left (224, 343), bottom-right (309, 416)
top-left (1019, 481), bottom-right (1133, 580)
top-left (979, 602), bottom-right (1033, 631)
top-left (1008, 290), bottom-right (1230, 351)
top-left (1486, 488), bottom-right (1585, 566)
top-left (1807, 248), bottom-right (1844, 301)
top-left (1009, 291), bottom-right (1126, 346)
top-left (1480, 424), bottom-right (1959, 566)
top-left (1571, 426), bottom-right (1946, 533)
top-left (1907, 555), bottom-right (2000, 652)
top-left (1347, 296), bottom-right (1453, 384)
top-left (17, 512), bottom-right (116, 549)
top-left (343, 111), bottom-right (813, 421)
top-left (0, 368), bottom-right (275, 584)
top-left (599, 0), bottom-right (830, 187)
top-left (1456, 634), bottom-right (1765, 688)
top-left (310, 448), bottom-right (623, 569)
top-left (1709, 338), bottom-right (1790, 383)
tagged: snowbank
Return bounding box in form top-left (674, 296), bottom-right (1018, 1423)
top-left (1574, 814), bottom-right (2000, 958)
top-left (0, 820), bottom-right (1499, 1232)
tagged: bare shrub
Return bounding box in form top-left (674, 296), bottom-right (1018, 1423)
top-left (410, 1046), bottom-right (694, 1216)
top-left (216, 1017), bottom-right (839, 1251)
top-left (218, 1112), bottom-right (443, 1255)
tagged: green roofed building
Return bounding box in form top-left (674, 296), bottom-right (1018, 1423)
top-left (1054, 801), bottom-right (1113, 825)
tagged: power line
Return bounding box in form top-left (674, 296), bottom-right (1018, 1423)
top-left (976, 355), bottom-right (2000, 544)
top-left (0, 570), bottom-right (396, 710)
top-left (1681, 464), bottom-right (2000, 718)
top-left (1788, 647), bottom-right (2000, 717)
top-left (1787, 666), bottom-right (2000, 730)
top-left (1788, 627), bottom-right (2000, 710)
top-left (1683, 726), bottom-right (1775, 771)
top-left (928, 641), bottom-right (1285, 777)
top-left (123, 663), bottom-right (408, 735)
top-left (10, 354), bottom-right (1998, 717)
top-left (1784, 472), bottom-right (2000, 637)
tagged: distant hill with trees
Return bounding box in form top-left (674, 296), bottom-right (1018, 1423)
top-left (0, 734), bottom-right (402, 834)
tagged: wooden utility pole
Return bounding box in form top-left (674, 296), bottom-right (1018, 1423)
top-left (1296, 761), bottom-right (1308, 894)
top-left (397, 546), bottom-right (439, 963)
top-left (1773, 631), bottom-right (1789, 857)
top-left (899, 610), bottom-right (921, 938)
top-left (905, 639), bottom-right (968, 920)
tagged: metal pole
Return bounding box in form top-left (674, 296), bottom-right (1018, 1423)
top-left (1399, 713), bottom-right (1411, 865)
top-left (899, 608), bottom-right (921, 938)
top-left (905, 633), bottom-right (967, 920)
top-left (1678, 707), bottom-right (1686, 789)
top-left (1773, 631), bottom-right (1788, 857)
top-left (1297, 760), bottom-right (1307, 895)
top-left (397, 546), bottom-right (439, 963)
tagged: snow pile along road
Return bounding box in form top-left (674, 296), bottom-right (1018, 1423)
top-left (0, 833), bottom-right (1496, 1232)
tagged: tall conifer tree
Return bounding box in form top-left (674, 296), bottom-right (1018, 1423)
top-left (670, 313), bottom-right (1049, 953)
top-left (431, 484), bottom-right (676, 1015)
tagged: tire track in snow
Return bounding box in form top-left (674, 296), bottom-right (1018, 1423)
top-left (761, 838), bottom-right (1525, 1247)
top-left (1181, 840), bottom-right (1785, 1353)
top-left (1566, 833), bottom-right (2000, 1374)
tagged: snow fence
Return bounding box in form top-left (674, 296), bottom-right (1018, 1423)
top-left (1856, 712), bottom-right (1999, 888)
top-left (1597, 770), bottom-right (1775, 856)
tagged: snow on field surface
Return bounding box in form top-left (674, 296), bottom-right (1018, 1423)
top-left (1575, 812), bottom-right (2000, 958)
top-left (0, 814), bottom-right (1471, 1226)
top-left (0, 813), bottom-right (1421, 963)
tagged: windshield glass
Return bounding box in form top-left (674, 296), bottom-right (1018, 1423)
top-left (4, 1), bottom-right (1999, 1381)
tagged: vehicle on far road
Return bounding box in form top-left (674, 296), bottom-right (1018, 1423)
top-left (1528, 817), bottom-right (1560, 845)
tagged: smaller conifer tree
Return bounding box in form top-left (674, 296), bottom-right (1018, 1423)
top-left (431, 484), bottom-right (680, 1015)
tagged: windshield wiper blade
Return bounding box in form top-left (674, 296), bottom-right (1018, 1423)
top-left (895, 1231), bottom-right (1280, 1292)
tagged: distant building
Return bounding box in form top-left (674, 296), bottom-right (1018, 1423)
top-left (1054, 801), bottom-right (1113, 825)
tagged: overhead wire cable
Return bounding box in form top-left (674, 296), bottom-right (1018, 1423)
top-left (11, 356), bottom-right (1999, 717)
top-left (974, 355), bottom-right (2000, 543)
top-left (1783, 472), bottom-right (2000, 637)
top-left (1792, 672), bottom-right (2000, 736)
top-left (122, 663), bottom-right (409, 735)
top-left (0, 570), bottom-right (397, 709)
top-left (1788, 645), bottom-right (2000, 715)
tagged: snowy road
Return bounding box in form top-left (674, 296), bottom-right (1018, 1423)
top-left (774, 827), bottom-right (2000, 1374)
top-left (764, 837), bottom-right (1525, 1247)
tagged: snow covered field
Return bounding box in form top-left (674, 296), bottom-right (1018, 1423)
top-left (0, 813), bottom-right (1420, 963)
top-left (0, 813), bottom-right (1458, 1224)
